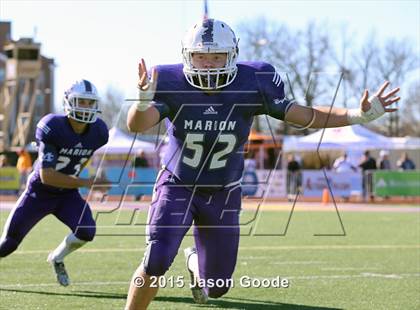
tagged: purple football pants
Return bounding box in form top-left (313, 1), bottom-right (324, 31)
top-left (143, 170), bottom-right (241, 298)
top-left (0, 189), bottom-right (95, 257)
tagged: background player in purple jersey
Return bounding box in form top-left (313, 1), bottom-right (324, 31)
top-left (0, 79), bottom-right (109, 287)
top-left (124, 19), bottom-right (400, 309)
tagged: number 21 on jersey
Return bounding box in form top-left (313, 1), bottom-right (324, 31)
top-left (56, 156), bottom-right (89, 176)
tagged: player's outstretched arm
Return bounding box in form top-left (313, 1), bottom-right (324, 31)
top-left (285, 81), bottom-right (400, 129)
top-left (127, 59), bottom-right (161, 133)
top-left (40, 168), bottom-right (105, 189)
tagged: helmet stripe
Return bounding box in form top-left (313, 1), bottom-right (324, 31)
top-left (201, 18), bottom-right (214, 43)
top-left (83, 79), bottom-right (92, 93)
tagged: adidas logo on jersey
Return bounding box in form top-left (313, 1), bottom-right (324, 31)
top-left (203, 106), bottom-right (218, 115)
top-left (273, 98), bottom-right (287, 105)
top-left (74, 142), bottom-right (83, 148)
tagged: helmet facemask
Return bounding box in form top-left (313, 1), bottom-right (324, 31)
top-left (182, 19), bottom-right (239, 90)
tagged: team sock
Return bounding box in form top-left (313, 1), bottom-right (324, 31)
top-left (50, 233), bottom-right (86, 262)
top-left (187, 251), bottom-right (200, 279)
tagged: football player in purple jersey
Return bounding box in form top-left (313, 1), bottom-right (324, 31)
top-left (124, 19), bottom-right (400, 309)
top-left (0, 80), bottom-right (109, 287)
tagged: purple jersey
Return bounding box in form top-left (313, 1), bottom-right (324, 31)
top-left (28, 114), bottom-right (109, 194)
top-left (152, 61), bottom-right (293, 187)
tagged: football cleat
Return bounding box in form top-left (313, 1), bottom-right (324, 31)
top-left (184, 247), bottom-right (208, 304)
top-left (47, 253), bottom-right (70, 287)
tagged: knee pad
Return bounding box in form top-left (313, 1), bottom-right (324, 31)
top-left (0, 236), bottom-right (19, 257)
top-left (74, 225), bottom-right (96, 242)
top-left (142, 241), bottom-right (175, 276)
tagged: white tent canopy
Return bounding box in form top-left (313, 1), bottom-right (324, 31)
top-left (283, 125), bottom-right (395, 152)
top-left (390, 136), bottom-right (420, 150)
top-left (96, 127), bottom-right (157, 154)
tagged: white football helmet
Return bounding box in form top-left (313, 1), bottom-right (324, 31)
top-left (182, 19), bottom-right (239, 90)
top-left (63, 79), bottom-right (100, 123)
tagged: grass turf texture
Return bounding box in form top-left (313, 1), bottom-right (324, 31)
top-left (0, 206), bottom-right (419, 309)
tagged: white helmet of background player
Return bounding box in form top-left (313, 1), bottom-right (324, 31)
top-left (63, 79), bottom-right (100, 123)
top-left (182, 18), bottom-right (239, 90)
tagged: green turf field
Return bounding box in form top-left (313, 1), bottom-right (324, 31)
top-left (0, 206), bottom-right (419, 309)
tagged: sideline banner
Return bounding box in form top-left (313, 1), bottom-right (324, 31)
top-left (80, 167), bottom-right (158, 197)
top-left (373, 171), bottom-right (420, 197)
top-left (81, 167), bottom-right (288, 198)
top-left (242, 169), bottom-right (287, 198)
top-left (0, 167), bottom-right (19, 190)
top-left (302, 170), bottom-right (362, 197)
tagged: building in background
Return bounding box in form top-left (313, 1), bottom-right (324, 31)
top-left (0, 21), bottom-right (55, 152)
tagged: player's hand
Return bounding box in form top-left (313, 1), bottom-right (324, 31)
top-left (93, 174), bottom-right (112, 193)
top-left (360, 81), bottom-right (400, 114)
top-left (348, 81), bottom-right (400, 124)
top-left (84, 175), bottom-right (110, 193)
top-left (137, 58), bottom-right (158, 110)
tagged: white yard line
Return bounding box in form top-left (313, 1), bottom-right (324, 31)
top-left (239, 244), bottom-right (420, 250)
top-left (286, 273), bottom-right (420, 280)
top-left (239, 257), bottom-right (327, 264)
top-left (1, 202), bottom-right (419, 212)
top-left (321, 267), bottom-right (382, 271)
top-left (0, 281), bottom-right (128, 288)
top-left (270, 261), bottom-right (328, 265)
top-left (10, 244), bottom-right (420, 255)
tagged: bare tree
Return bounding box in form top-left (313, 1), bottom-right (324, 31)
top-left (343, 34), bottom-right (419, 135)
top-left (399, 81), bottom-right (420, 136)
top-left (100, 86), bottom-right (127, 131)
top-left (238, 18), bottom-right (335, 134)
top-left (350, 33), bottom-right (382, 93)
top-left (374, 39), bottom-right (419, 135)
top-left (237, 18), bottom-right (283, 133)
top-left (238, 18), bottom-right (419, 137)
top-left (329, 24), bottom-right (357, 108)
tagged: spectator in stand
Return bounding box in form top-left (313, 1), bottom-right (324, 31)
top-left (16, 148), bottom-right (33, 194)
top-left (286, 154), bottom-right (301, 200)
top-left (0, 154), bottom-right (9, 167)
top-left (333, 152), bottom-right (357, 173)
top-left (244, 150), bottom-right (257, 171)
top-left (378, 150), bottom-right (391, 170)
top-left (333, 153), bottom-right (356, 201)
top-left (133, 150), bottom-right (150, 201)
top-left (359, 150), bottom-right (377, 201)
top-left (133, 150), bottom-right (149, 168)
top-left (0, 154), bottom-right (16, 195)
top-left (242, 151), bottom-right (258, 196)
top-left (378, 150), bottom-right (391, 200)
top-left (396, 152), bottom-right (416, 170)
top-left (265, 148), bottom-right (276, 169)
